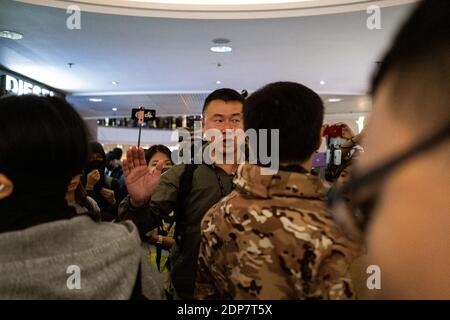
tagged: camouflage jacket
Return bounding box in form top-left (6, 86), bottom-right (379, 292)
top-left (194, 163), bottom-right (362, 300)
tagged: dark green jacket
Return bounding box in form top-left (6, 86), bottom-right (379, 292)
top-left (118, 163), bottom-right (234, 299)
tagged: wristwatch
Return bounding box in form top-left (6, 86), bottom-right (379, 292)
top-left (156, 235), bottom-right (163, 245)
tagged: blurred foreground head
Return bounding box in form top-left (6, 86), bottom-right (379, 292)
top-left (0, 95), bottom-right (88, 233)
top-left (360, 0), bottom-right (450, 299)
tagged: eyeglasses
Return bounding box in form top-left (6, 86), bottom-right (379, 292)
top-left (327, 124), bottom-right (450, 242)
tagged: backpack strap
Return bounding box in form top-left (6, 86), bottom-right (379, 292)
top-left (174, 164), bottom-right (199, 247)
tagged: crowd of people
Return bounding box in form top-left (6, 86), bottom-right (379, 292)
top-left (0, 0), bottom-right (448, 299)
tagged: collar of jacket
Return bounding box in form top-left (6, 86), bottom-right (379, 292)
top-left (234, 163), bottom-right (330, 199)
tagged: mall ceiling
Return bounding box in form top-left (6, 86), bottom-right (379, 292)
top-left (0, 0), bottom-right (418, 117)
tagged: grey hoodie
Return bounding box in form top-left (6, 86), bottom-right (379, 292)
top-left (0, 215), bottom-right (162, 299)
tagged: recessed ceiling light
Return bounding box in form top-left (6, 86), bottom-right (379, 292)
top-left (216, 80), bottom-right (222, 85)
top-left (212, 38), bottom-right (231, 45)
top-left (327, 98), bottom-right (342, 103)
top-left (210, 46), bottom-right (232, 53)
top-left (89, 98), bottom-right (103, 102)
top-left (0, 30), bottom-right (23, 40)
top-left (319, 80), bottom-right (325, 85)
top-left (112, 81), bottom-right (119, 85)
top-left (112, 107), bottom-right (118, 111)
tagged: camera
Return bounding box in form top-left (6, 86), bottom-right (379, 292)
top-left (322, 124), bottom-right (349, 181)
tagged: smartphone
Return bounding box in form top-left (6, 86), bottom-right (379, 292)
top-left (313, 152), bottom-right (327, 168)
top-left (334, 149), bottom-right (342, 165)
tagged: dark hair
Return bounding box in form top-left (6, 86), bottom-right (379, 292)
top-left (0, 95), bottom-right (88, 185)
top-left (202, 88), bottom-right (245, 114)
top-left (244, 81), bottom-right (324, 163)
top-left (371, 0), bottom-right (450, 128)
top-left (145, 144), bottom-right (173, 165)
top-left (0, 95), bottom-right (88, 231)
top-left (111, 147), bottom-right (123, 160)
top-left (106, 147), bottom-right (122, 162)
top-left (89, 141), bottom-right (106, 161)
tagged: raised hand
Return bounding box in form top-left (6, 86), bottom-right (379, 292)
top-left (123, 146), bottom-right (163, 207)
top-left (86, 169), bottom-right (101, 191)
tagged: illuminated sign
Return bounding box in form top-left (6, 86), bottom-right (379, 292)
top-left (2, 74), bottom-right (55, 96)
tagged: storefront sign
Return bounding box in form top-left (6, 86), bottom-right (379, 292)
top-left (2, 74), bottom-right (55, 96)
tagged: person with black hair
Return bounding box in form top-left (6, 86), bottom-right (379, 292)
top-left (194, 82), bottom-right (362, 300)
top-left (142, 144), bottom-right (176, 299)
top-left (83, 142), bottom-right (120, 220)
top-left (329, 0), bottom-right (450, 299)
top-left (106, 147), bottom-right (127, 203)
top-left (66, 174), bottom-right (101, 220)
top-left (106, 147), bottom-right (124, 181)
top-left (145, 145), bottom-right (174, 174)
top-left (143, 144), bottom-right (175, 253)
top-left (0, 95), bottom-right (161, 299)
top-left (119, 88), bottom-right (246, 299)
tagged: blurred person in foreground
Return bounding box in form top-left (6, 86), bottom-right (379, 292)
top-left (0, 95), bottom-right (161, 299)
top-left (328, 0), bottom-right (450, 299)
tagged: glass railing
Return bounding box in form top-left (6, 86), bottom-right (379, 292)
top-left (96, 115), bottom-right (202, 130)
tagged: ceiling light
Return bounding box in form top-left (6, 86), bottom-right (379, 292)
top-left (112, 81), bottom-right (119, 85)
top-left (210, 46), bottom-right (232, 53)
top-left (0, 30), bottom-right (23, 40)
top-left (112, 107), bottom-right (118, 111)
top-left (216, 80), bottom-right (222, 85)
top-left (327, 98), bottom-right (342, 103)
top-left (89, 98), bottom-right (103, 102)
top-left (319, 80), bottom-right (325, 85)
top-left (212, 38), bottom-right (231, 44)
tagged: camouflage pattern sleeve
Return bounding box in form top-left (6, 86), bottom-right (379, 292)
top-left (194, 237), bottom-right (220, 300)
top-left (194, 200), bottom-right (222, 300)
top-left (308, 250), bottom-right (355, 299)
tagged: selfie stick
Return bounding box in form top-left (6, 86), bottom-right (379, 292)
top-left (137, 107), bottom-right (145, 148)
top-left (137, 124), bottom-right (143, 148)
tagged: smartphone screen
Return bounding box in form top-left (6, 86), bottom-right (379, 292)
top-left (312, 152), bottom-right (327, 168)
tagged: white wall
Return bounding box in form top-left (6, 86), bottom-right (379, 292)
top-left (97, 126), bottom-right (179, 146)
